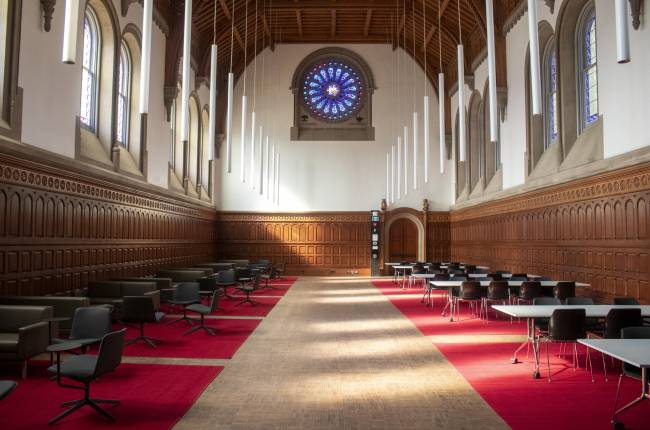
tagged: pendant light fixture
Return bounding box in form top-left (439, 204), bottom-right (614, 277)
top-left (527, 0), bottom-right (542, 115)
top-left (403, 126), bottom-right (409, 196)
top-left (457, 0), bottom-right (466, 162)
top-left (397, 136), bottom-right (402, 200)
top-left (207, 1), bottom-right (218, 162)
top-left (412, 1), bottom-right (418, 191)
top-left (422, 0), bottom-right (429, 183)
top-left (180, 0), bottom-right (192, 180)
top-left (225, 0), bottom-right (237, 173)
top-left (139, 0), bottom-right (153, 113)
top-left (240, 0), bottom-right (250, 182)
top-left (386, 152), bottom-right (390, 204)
top-left (250, 0), bottom-right (259, 188)
top-left (62, 0), bottom-right (80, 63)
top-left (438, 0), bottom-right (445, 174)
top-left (391, 145), bottom-right (396, 203)
top-left (615, 0), bottom-right (631, 63)
top-left (486, 0), bottom-right (499, 144)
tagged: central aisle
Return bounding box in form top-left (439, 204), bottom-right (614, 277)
top-left (175, 277), bottom-right (508, 430)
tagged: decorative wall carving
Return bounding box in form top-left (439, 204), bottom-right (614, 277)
top-left (450, 162), bottom-right (650, 302)
top-left (40, 0), bottom-right (56, 32)
top-left (0, 151), bottom-right (216, 296)
top-left (215, 212), bottom-right (371, 276)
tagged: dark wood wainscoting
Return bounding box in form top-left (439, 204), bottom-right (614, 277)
top-left (215, 212), bottom-right (371, 276)
top-left (427, 212), bottom-right (451, 262)
top-left (0, 150), bottom-right (217, 296)
top-left (450, 163), bottom-right (650, 302)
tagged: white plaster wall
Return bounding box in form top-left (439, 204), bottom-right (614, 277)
top-left (216, 44), bottom-right (453, 212)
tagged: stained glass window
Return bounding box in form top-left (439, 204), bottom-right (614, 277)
top-left (580, 8), bottom-right (598, 129)
top-left (544, 43), bottom-right (558, 148)
top-left (80, 7), bottom-right (100, 131)
top-left (116, 42), bottom-right (131, 148)
top-left (302, 60), bottom-right (364, 122)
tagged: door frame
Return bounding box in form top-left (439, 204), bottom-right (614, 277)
top-left (383, 208), bottom-right (426, 263)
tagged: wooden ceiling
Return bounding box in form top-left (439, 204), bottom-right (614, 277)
top-left (160, 0), bottom-right (524, 91)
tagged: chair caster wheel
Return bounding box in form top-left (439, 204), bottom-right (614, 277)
top-left (532, 371), bottom-right (540, 379)
top-left (511, 358), bottom-right (519, 364)
top-left (611, 420), bottom-right (624, 430)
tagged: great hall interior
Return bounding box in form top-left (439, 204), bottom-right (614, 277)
top-left (0, 0), bottom-right (649, 429)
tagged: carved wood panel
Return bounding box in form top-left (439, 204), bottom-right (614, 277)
top-left (388, 218), bottom-right (418, 261)
top-left (215, 212), bottom-right (371, 275)
top-left (0, 152), bottom-right (217, 296)
top-left (450, 163), bottom-right (650, 302)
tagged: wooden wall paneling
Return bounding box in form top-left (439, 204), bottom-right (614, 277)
top-left (0, 152), bottom-right (217, 296)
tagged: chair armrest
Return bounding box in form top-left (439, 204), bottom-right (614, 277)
top-left (144, 290), bottom-right (161, 311)
top-left (17, 321), bottom-right (50, 359)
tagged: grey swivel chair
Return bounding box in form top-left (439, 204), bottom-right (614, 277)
top-left (236, 275), bottom-right (261, 306)
top-left (48, 329), bottom-right (126, 425)
top-left (121, 296), bottom-right (165, 348)
top-left (0, 381), bottom-right (17, 400)
top-left (54, 307), bottom-right (112, 353)
top-left (166, 282), bottom-right (200, 326)
top-left (215, 269), bottom-right (238, 299)
top-left (183, 290), bottom-right (222, 336)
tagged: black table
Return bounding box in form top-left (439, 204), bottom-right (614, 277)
top-left (47, 341), bottom-right (82, 382)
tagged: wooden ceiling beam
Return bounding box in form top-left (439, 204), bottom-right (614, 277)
top-left (217, 0), bottom-right (246, 52)
top-left (422, 24), bottom-right (437, 51)
top-left (330, 10), bottom-right (336, 37)
top-left (261, 14), bottom-right (275, 51)
top-left (364, 9), bottom-right (373, 36)
top-left (265, 0), bottom-right (404, 10)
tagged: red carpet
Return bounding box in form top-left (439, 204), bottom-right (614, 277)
top-left (372, 279), bottom-right (650, 430)
top-left (0, 362), bottom-right (221, 429)
top-left (120, 317), bottom-right (261, 359)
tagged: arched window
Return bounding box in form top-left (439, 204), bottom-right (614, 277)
top-left (543, 40), bottom-right (558, 149)
top-left (578, 5), bottom-right (598, 131)
top-left (80, 6), bottom-right (101, 132)
top-left (116, 42), bottom-right (131, 148)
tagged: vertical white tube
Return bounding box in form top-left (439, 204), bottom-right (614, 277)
top-left (207, 45), bottom-right (218, 161)
top-left (275, 151), bottom-right (280, 206)
top-left (403, 127), bottom-right (409, 196)
top-left (386, 153), bottom-right (390, 204)
top-left (438, 73), bottom-right (446, 174)
top-left (225, 73), bottom-right (234, 173)
top-left (397, 137), bottom-right (402, 200)
top-left (62, 0), bottom-right (80, 63)
top-left (391, 145), bottom-right (395, 203)
top-left (527, 0), bottom-right (542, 115)
top-left (240, 96), bottom-right (247, 182)
top-left (180, 0), bottom-right (192, 141)
top-left (423, 96), bottom-right (429, 183)
top-left (250, 112), bottom-right (256, 188)
top-left (615, 0), bottom-right (631, 63)
top-left (413, 112), bottom-right (418, 190)
top-left (457, 44), bottom-right (466, 162)
top-left (270, 142), bottom-right (275, 201)
top-left (486, 0), bottom-right (499, 143)
top-left (139, 0), bottom-right (153, 113)
top-left (258, 127), bottom-right (264, 194)
top-left (265, 137), bottom-right (270, 199)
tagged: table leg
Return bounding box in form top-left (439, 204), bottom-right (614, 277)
top-left (511, 317), bottom-right (539, 379)
top-left (613, 368), bottom-right (649, 423)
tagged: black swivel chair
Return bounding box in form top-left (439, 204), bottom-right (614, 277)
top-left (236, 275), bottom-right (261, 306)
top-left (183, 290), bottom-right (222, 336)
top-left (483, 281), bottom-right (510, 321)
top-left (166, 282), bottom-right (200, 326)
top-left (553, 281), bottom-right (576, 303)
top-left (614, 297), bottom-right (640, 305)
top-left (517, 281), bottom-right (543, 305)
top-left (454, 281), bottom-right (485, 320)
top-left (121, 296), bottom-right (165, 348)
top-left (541, 309), bottom-right (590, 382)
top-left (612, 327), bottom-right (650, 429)
top-left (0, 381), bottom-right (17, 400)
top-left (215, 269), bottom-right (238, 299)
top-left (260, 267), bottom-right (280, 290)
top-left (54, 307), bottom-right (112, 353)
top-left (48, 329), bottom-right (126, 425)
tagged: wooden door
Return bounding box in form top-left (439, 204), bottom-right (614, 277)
top-left (388, 218), bottom-right (418, 262)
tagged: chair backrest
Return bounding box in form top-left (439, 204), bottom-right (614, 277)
top-left (614, 297), bottom-right (640, 305)
top-left (218, 269), bottom-right (237, 284)
top-left (93, 329), bottom-right (126, 379)
top-left (536, 276), bottom-right (552, 281)
top-left (487, 281), bottom-right (509, 300)
top-left (121, 296), bottom-right (156, 323)
top-left (453, 275), bottom-right (468, 281)
top-left (553, 281), bottom-right (576, 301)
top-left (433, 273), bottom-right (450, 281)
top-left (566, 297), bottom-right (594, 305)
top-left (509, 276), bottom-right (528, 281)
top-left (621, 326), bottom-right (650, 339)
top-left (495, 270), bottom-right (510, 275)
top-left (252, 274), bottom-right (261, 290)
top-left (549, 309), bottom-right (586, 341)
top-left (460, 281), bottom-right (484, 300)
top-left (512, 274), bottom-right (528, 278)
top-left (518, 281), bottom-right (542, 300)
top-left (236, 267), bottom-right (251, 279)
top-left (533, 297), bottom-right (561, 306)
top-left (449, 269), bottom-right (465, 275)
top-left (70, 307), bottom-right (112, 340)
top-left (411, 264), bottom-right (426, 274)
top-left (209, 290), bottom-right (222, 313)
top-left (488, 273), bottom-right (503, 280)
top-left (605, 308), bottom-right (643, 339)
top-left (173, 282), bottom-right (200, 302)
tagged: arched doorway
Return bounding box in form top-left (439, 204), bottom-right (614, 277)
top-left (388, 218), bottom-right (419, 262)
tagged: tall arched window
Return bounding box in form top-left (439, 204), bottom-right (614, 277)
top-left (80, 7), bottom-right (101, 132)
top-left (116, 42), bottom-right (131, 148)
top-left (543, 40), bottom-right (558, 149)
top-left (578, 5), bottom-right (598, 131)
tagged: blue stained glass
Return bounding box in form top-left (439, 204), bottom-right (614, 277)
top-left (582, 13), bottom-right (598, 126)
top-left (301, 60), bottom-right (364, 122)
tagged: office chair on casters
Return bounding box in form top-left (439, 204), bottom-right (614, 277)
top-left (236, 275), bottom-right (261, 306)
top-left (0, 381), bottom-right (17, 400)
top-left (121, 296), bottom-right (165, 348)
top-left (183, 290), bottom-right (222, 336)
top-left (48, 329), bottom-right (126, 426)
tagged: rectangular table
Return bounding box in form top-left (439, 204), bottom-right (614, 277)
top-left (492, 305), bottom-right (650, 379)
top-left (578, 339), bottom-right (650, 427)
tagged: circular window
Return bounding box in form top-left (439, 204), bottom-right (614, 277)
top-left (302, 60), bottom-right (364, 122)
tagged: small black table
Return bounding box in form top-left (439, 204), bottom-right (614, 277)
top-left (46, 341), bottom-right (82, 382)
top-left (44, 317), bottom-right (72, 363)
